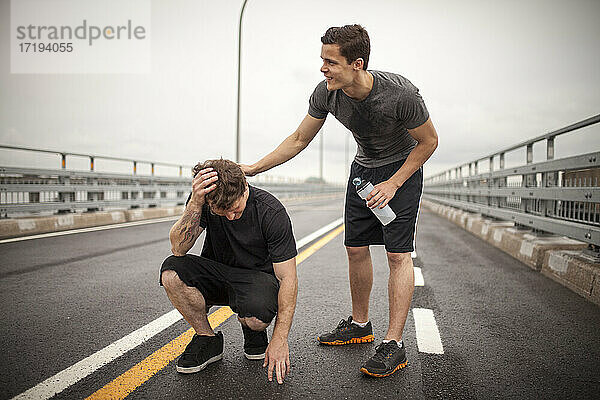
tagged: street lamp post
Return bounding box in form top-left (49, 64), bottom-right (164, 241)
top-left (236, 0), bottom-right (249, 163)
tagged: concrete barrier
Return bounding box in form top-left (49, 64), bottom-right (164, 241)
top-left (542, 250), bottom-right (600, 305)
top-left (124, 206), bottom-right (185, 222)
top-left (0, 210), bottom-right (127, 240)
top-left (421, 199), bottom-right (598, 306)
top-left (515, 234), bottom-right (586, 271)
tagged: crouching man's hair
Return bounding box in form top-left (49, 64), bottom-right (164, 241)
top-left (192, 159), bottom-right (247, 210)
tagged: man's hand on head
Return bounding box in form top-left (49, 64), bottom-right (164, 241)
top-left (189, 167), bottom-right (218, 208)
top-left (263, 335), bottom-right (290, 384)
top-left (239, 164), bottom-right (257, 177)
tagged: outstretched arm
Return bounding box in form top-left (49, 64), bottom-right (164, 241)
top-left (241, 114), bottom-right (325, 176)
top-left (263, 257), bottom-right (298, 384)
top-left (169, 167), bottom-right (218, 256)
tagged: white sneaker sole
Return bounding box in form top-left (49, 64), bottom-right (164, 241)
top-left (176, 353), bottom-right (223, 374)
top-left (244, 352), bottom-right (266, 360)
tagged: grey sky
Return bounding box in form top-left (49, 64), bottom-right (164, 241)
top-left (1, 0), bottom-right (599, 183)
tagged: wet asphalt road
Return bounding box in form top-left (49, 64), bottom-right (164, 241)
top-left (1, 197), bottom-right (600, 399)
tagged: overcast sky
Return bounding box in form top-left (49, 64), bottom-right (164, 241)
top-left (1, 0), bottom-right (599, 183)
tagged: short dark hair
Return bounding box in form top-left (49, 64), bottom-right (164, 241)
top-left (192, 159), bottom-right (246, 210)
top-left (321, 24), bottom-right (370, 70)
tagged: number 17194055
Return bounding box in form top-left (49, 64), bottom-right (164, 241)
top-left (19, 42), bottom-right (73, 52)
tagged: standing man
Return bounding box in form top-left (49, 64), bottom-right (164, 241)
top-left (161, 159), bottom-right (298, 384)
top-left (241, 25), bottom-right (438, 377)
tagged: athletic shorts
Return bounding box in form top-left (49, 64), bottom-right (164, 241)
top-left (160, 254), bottom-right (279, 324)
top-left (344, 159), bottom-right (423, 253)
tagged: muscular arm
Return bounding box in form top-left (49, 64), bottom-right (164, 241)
top-left (390, 118), bottom-right (438, 186)
top-left (169, 204), bottom-right (204, 256)
top-left (366, 118), bottom-right (439, 209)
top-left (272, 257), bottom-right (298, 342)
top-left (263, 257), bottom-right (298, 384)
top-left (169, 167), bottom-right (218, 255)
top-left (242, 114), bottom-right (325, 176)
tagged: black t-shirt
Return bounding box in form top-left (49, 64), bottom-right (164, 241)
top-left (186, 185), bottom-right (297, 275)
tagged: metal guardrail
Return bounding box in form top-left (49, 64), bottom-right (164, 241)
top-left (0, 165), bottom-right (344, 217)
top-left (0, 144), bottom-right (195, 176)
top-left (0, 144), bottom-right (312, 184)
top-left (0, 165), bottom-right (190, 215)
top-left (0, 145), bottom-right (345, 217)
top-left (423, 114), bottom-right (600, 247)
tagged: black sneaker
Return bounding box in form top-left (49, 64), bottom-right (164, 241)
top-left (241, 324), bottom-right (268, 360)
top-left (176, 331), bottom-right (224, 374)
top-left (360, 340), bottom-right (408, 377)
top-left (317, 316), bottom-right (374, 345)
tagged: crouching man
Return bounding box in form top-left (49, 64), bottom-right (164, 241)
top-left (160, 159), bottom-right (298, 384)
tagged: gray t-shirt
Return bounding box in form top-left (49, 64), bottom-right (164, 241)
top-left (308, 70), bottom-right (429, 168)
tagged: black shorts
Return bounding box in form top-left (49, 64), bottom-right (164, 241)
top-left (160, 254), bottom-right (279, 324)
top-left (344, 159), bottom-right (423, 253)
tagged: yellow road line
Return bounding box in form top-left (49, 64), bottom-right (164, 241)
top-left (296, 225), bottom-right (345, 264)
top-left (86, 306), bottom-right (233, 400)
top-left (86, 224), bottom-right (344, 400)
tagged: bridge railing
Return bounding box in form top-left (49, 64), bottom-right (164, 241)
top-left (0, 146), bottom-right (344, 217)
top-left (423, 114), bottom-right (600, 247)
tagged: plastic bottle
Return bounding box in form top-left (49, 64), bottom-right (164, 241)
top-left (352, 177), bottom-right (397, 226)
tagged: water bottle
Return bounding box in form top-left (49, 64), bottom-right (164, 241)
top-left (353, 177), bottom-right (397, 226)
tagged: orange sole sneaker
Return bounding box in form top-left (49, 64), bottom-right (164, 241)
top-left (317, 334), bottom-right (375, 345)
top-left (359, 360), bottom-right (408, 377)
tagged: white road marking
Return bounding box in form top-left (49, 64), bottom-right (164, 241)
top-left (295, 217), bottom-right (343, 249)
top-left (414, 267), bottom-right (424, 286)
top-left (0, 216), bottom-right (180, 244)
top-left (12, 310), bottom-right (183, 400)
top-left (3, 215), bottom-right (346, 246)
top-left (10, 218), bottom-right (344, 400)
top-left (412, 308), bottom-right (444, 354)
